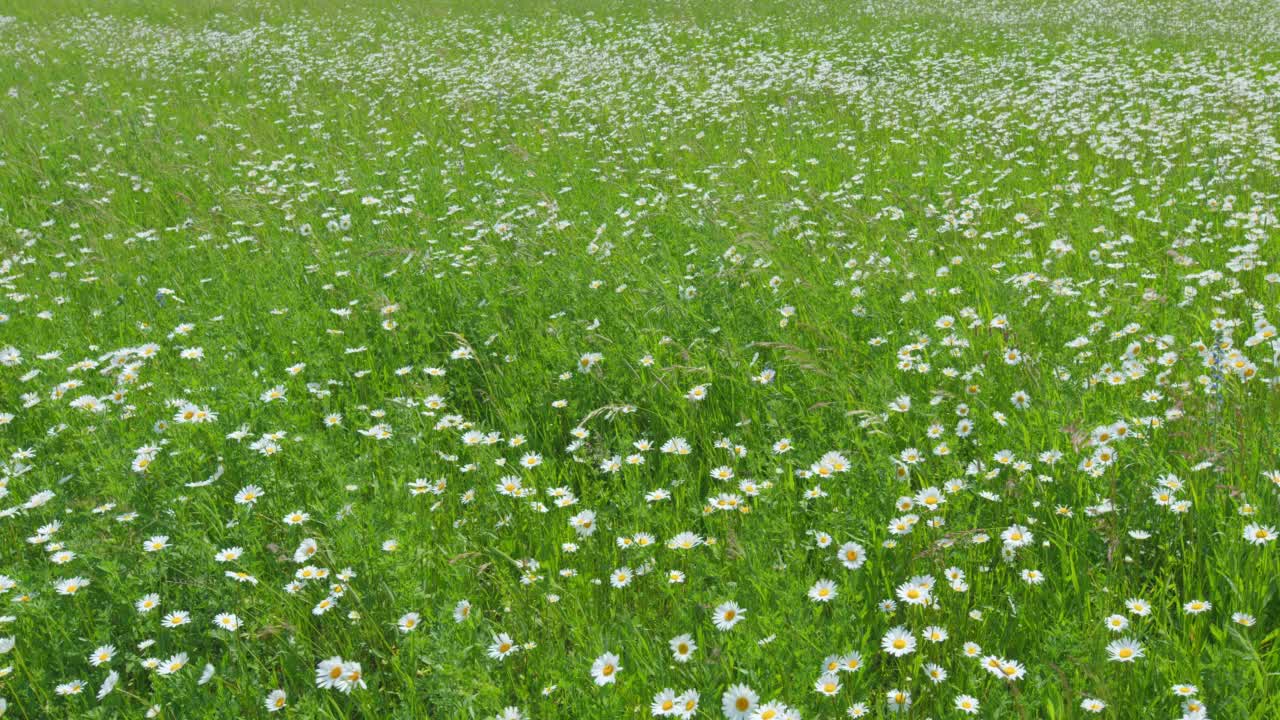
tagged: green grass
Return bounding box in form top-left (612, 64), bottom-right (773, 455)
top-left (0, 0), bottom-right (1278, 718)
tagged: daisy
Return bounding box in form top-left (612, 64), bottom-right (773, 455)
top-left (214, 613), bottom-right (241, 631)
top-left (1081, 698), bottom-right (1106, 713)
top-left (1125, 598), bottom-right (1152, 616)
top-left (713, 601), bottom-right (745, 631)
top-left (283, 511), bottom-right (310, 525)
top-left (1106, 638), bottom-right (1144, 662)
top-left (97, 670), bottom-right (119, 700)
top-left (339, 661), bottom-right (365, 693)
top-left (235, 485), bottom-right (264, 505)
top-left (814, 674), bottom-right (841, 696)
top-left (214, 547), bottom-right (243, 562)
top-left (1104, 614), bottom-right (1129, 632)
top-left (312, 596), bottom-right (338, 615)
top-left (1243, 523), bottom-right (1276, 545)
top-left (1182, 699), bottom-right (1208, 717)
top-left (591, 652), bottom-right (621, 686)
top-left (840, 652), bottom-right (864, 673)
top-left (315, 656), bottom-right (347, 690)
top-left (570, 510), bottom-right (597, 537)
top-left (398, 612), bottom-right (420, 633)
top-left (881, 626), bottom-right (916, 657)
top-left (837, 541), bottom-right (867, 569)
top-left (610, 567), bottom-right (634, 588)
top-left (669, 634), bottom-right (696, 662)
top-left (161, 611), bottom-right (190, 628)
top-left (488, 633), bottom-right (519, 660)
top-left (157, 652), bottom-right (189, 675)
top-left (88, 645), bottom-right (115, 667)
top-left (55, 680), bottom-right (86, 696)
top-left (454, 600), bottom-right (472, 623)
top-left (675, 690), bottom-right (699, 718)
top-left (652, 688), bottom-right (679, 716)
top-left (265, 689), bottom-right (287, 712)
top-left (808, 579), bottom-right (837, 603)
top-left (896, 581), bottom-right (930, 606)
top-left (998, 659), bottom-right (1027, 680)
top-left (721, 684), bottom-right (759, 720)
top-left (1183, 599), bottom-right (1211, 615)
top-left (981, 655), bottom-right (1006, 676)
top-left (55, 577), bottom-right (90, 595)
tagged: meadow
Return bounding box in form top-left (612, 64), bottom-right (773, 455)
top-left (0, 0), bottom-right (1279, 717)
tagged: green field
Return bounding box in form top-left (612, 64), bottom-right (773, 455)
top-left (1, 0), bottom-right (1279, 717)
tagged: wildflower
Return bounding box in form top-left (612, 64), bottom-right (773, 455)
top-left (886, 688), bottom-right (911, 712)
top-left (488, 633), bottom-right (518, 660)
top-left (55, 577), bottom-right (90, 595)
top-left (669, 634), bottom-right (696, 662)
top-left (1243, 523), bottom-right (1277, 544)
top-left (590, 652), bottom-right (621, 686)
top-left (89, 645), bottom-right (115, 667)
top-left (55, 680), bottom-right (86, 696)
top-left (881, 626), bottom-right (916, 657)
top-left (808, 579), bottom-right (838, 603)
top-left (837, 542), bottom-right (867, 570)
top-left (214, 613), bottom-right (241, 631)
top-left (1183, 599), bottom-right (1211, 615)
top-left (1104, 614), bottom-right (1129, 632)
top-left (713, 601), bottom-right (745, 631)
top-left (157, 652), bottom-right (189, 675)
top-left (235, 485), bottom-right (264, 505)
top-left (721, 684), bottom-right (759, 720)
top-left (97, 670), bottom-right (119, 700)
top-left (652, 688), bottom-right (679, 716)
top-left (814, 673), bottom-right (841, 696)
top-left (161, 611), bottom-right (191, 628)
top-left (1081, 698), bottom-right (1106, 713)
top-left (398, 612), bottom-right (420, 633)
top-left (315, 658), bottom-right (344, 690)
top-left (1125, 598), bottom-right (1152, 616)
top-left (1106, 638), bottom-right (1145, 662)
top-left (265, 690), bottom-right (288, 712)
